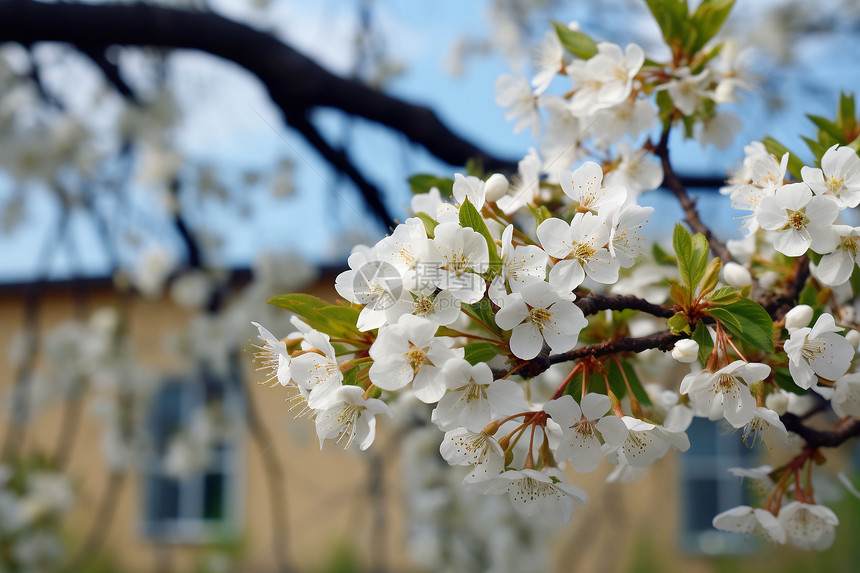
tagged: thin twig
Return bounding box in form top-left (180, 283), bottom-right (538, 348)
top-left (654, 127), bottom-right (734, 263)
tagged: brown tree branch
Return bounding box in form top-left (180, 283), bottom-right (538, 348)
top-left (654, 127), bottom-right (735, 263)
top-left (780, 413), bottom-right (860, 449)
top-left (499, 331), bottom-right (683, 379)
top-left (0, 1), bottom-right (518, 173)
top-left (575, 293), bottom-right (674, 319)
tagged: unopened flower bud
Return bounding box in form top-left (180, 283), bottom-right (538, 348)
top-left (846, 329), bottom-right (860, 351)
top-left (484, 173), bottom-right (509, 201)
top-left (765, 391), bottom-right (789, 416)
top-left (671, 339), bottom-right (699, 363)
top-left (784, 305), bottom-right (814, 333)
top-left (722, 262), bottom-right (752, 288)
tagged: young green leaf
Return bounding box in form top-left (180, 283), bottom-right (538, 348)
top-left (459, 197), bottom-right (503, 272)
top-left (673, 223), bottom-right (694, 287)
top-left (463, 342), bottom-right (500, 365)
top-left (408, 174), bottom-right (454, 196)
top-left (689, 0), bottom-right (736, 54)
top-left (668, 312), bottom-right (691, 335)
top-left (692, 321), bottom-right (714, 365)
top-left (713, 298), bottom-right (775, 352)
top-left (414, 211), bottom-right (438, 238)
top-left (551, 21), bottom-right (598, 59)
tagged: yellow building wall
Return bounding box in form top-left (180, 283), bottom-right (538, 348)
top-left (0, 279), bottom-right (728, 573)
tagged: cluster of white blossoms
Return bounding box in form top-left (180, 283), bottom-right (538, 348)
top-left (0, 464), bottom-right (74, 573)
top-left (253, 157), bottom-right (696, 524)
top-left (255, 4), bottom-right (860, 553)
top-left (724, 142), bottom-right (860, 286)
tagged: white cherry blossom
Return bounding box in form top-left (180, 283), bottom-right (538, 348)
top-left (250, 321), bottom-right (291, 386)
top-left (290, 328), bottom-right (343, 409)
top-left (741, 407), bottom-right (789, 448)
top-left (567, 42), bottom-right (644, 117)
top-left (603, 416), bottom-right (690, 468)
top-left (452, 173), bottom-right (486, 211)
top-left (591, 98), bottom-right (657, 146)
top-left (427, 222), bottom-right (489, 304)
top-left (494, 281), bottom-right (588, 359)
top-left (439, 427), bottom-right (505, 482)
top-left (712, 506), bottom-right (786, 544)
top-left (531, 30), bottom-right (564, 94)
top-left (495, 74), bottom-right (539, 137)
top-left (314, 385), bottom-right (393, 451)
top-left (473, 467), bottom-right (587, 524)
top-left (499, 224), bottom-right (548, 292)
top-left (664, 67), bottom-right (709, 115)
top-left (831, 373), bottom-right (860, 417)
top-left (543, 394), bottom-right (627, 473)
top-left (779, 501), bottom-right (839, 551)
top-left (385, 285), bottom-right (461, 327)
top-left (368, 315), bottom-right (458, 403)
top-left (537, 212), bottom-right (618, 291)
top-left (814, 225), bottom-right (860, 286)
top-left (375, 217), bottom-right (434, 291)
top-left (801, 144), bottom-right (860, 209)
top-left (604, 141), bottom-right (663, 197)
top-left (431, 360), bottom-right (526, 432)
top-left (607, 203), bottom-right (653, 268)
top-left (755, 182), bottom-right (839, 257)
top-left (559, 161), bottom-right (626, 215)
top-left (784, 313), bottom-right (854, 389)
top-left (680, 361), bottom-right (770, 428)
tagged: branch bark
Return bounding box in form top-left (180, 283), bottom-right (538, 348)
top-left (654, 128), bottom-right (735, 263)
top-left (0, 1), bottom-right (517, 175)
top-left (575, 293), bottom-right (674, 319)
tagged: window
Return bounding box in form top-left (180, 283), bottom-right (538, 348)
top-left (680, 417), bottom-right (758, 554)
top-left (142, 379), bottom-right (242, 542)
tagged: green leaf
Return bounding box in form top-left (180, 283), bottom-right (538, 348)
top-left (692, 321), bottom-right (714, 365)
top-left (342, 365), bottom-right (361, 386)
top-left (464, 342), bottom-right (500, 365)
top-left (689, 0), bottom-right (735, 54)
top-left (464, 300), bottom-right (501, 335)
top-left (459, 197), bottom-right (503, 273)
top-left (619, 360), bottom-right (653, 406)
top-left (551, 21), bottom-right (597, 59)
top-left (762, 136), bottom-right (804, 180)
top-left (773, 367), bottom-right (806, 395)
top-left (673, 223), bottom-right (694, 287)
top-left (267, 294), bottom-right (361, 339)
top-left (529, 204), bottom-right (553, 227)
top-left (851, 265), bottom-right (860, 298)
top-left (414, 211), bottom-right (438, 238)
top-left (668, 312), bottom-right (691, 335)
top-left (802, 136), bottom-right (829, 164)
top-left (839, 92), bottom-right (856, 133)
top-left (807, 114), bottom-right (846, 144)
top-left (706, 286), bottom-right (741, 304)
top-left (408, 174), bottom-right (454, 196)
top-left (644, 0), bottom-right (690, 46)
top-left (690, 233), bottom-right (710, 288)
top-left (652, 243), bottom-right (676, 266)
top-left (713, 298), bottom-right (775, 352)
top-left (706, 306), bottom-right (742, 331)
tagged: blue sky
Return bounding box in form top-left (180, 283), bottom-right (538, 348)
top-left (1, 0), bottom-right (860, 282)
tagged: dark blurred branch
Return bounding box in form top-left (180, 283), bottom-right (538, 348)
top-left (781, 413), bottom-right (860, 449)
top-left (287, 111), bottom-right (394, 228)
top-left (80, 47), bottom-right (139, 102)
top-left (654, 127), bottom-right (735, 263)
top-left (0, 0), bottom-right (515, 224)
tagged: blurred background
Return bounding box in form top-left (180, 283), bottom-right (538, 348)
top-left (2, 1), bottom-right (860, 572)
